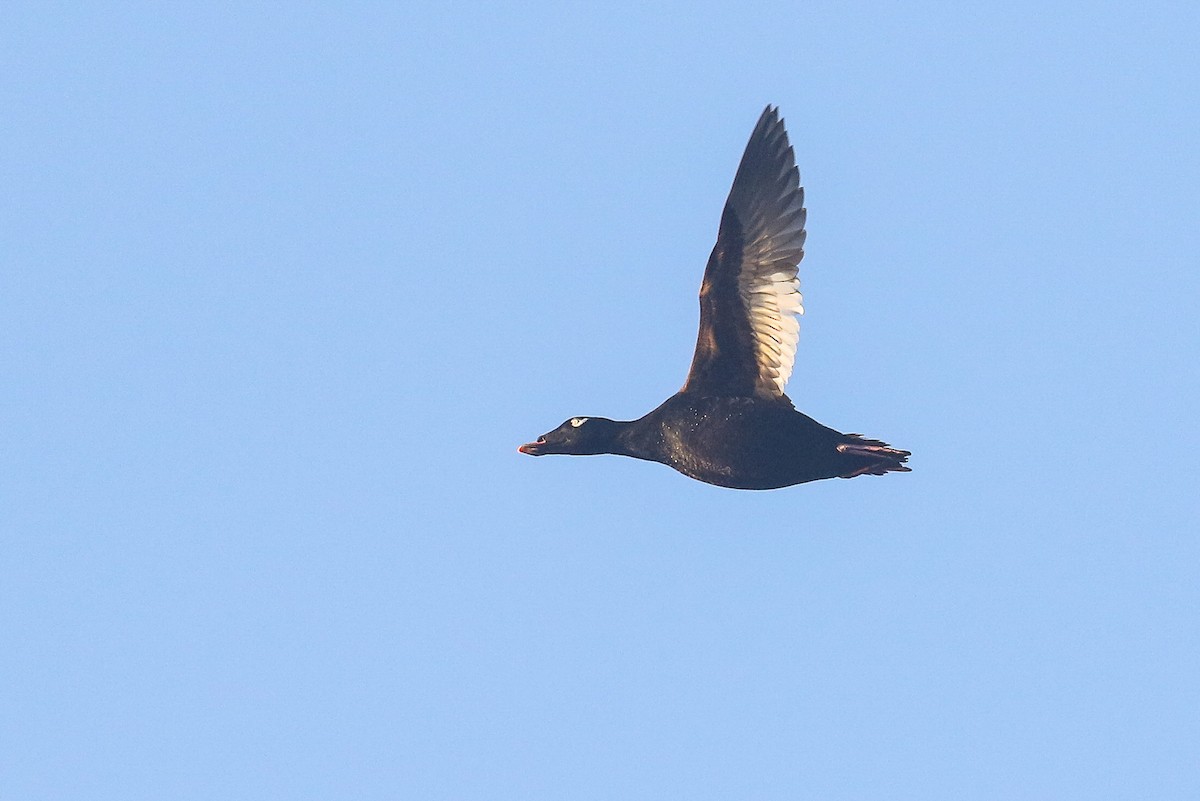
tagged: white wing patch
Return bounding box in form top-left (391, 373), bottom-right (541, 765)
top-left (570, 417), bottom-right (588, 427)
top-left (742, 269), bottom-right (803, 396)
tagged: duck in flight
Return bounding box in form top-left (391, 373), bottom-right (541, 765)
top-left (519, 106), bottom-right (910, 489)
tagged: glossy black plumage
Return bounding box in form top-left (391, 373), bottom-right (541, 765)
top-left (519, 106), bottom-right (909, 490)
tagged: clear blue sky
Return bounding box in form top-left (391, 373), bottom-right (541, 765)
top-left (4, 2), bottom-right (1198, 799)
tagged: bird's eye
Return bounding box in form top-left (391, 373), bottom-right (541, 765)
top-left (570, 417), bottom-right (587, 427)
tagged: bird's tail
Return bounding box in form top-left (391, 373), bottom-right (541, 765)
top-left (836, 435), bottom-right (911, 478)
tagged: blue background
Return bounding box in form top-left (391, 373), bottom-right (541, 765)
top-left (4, 2), bottom-right (1198, 799)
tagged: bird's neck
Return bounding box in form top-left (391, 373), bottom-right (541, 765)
top-left (608, 417), bottom-right (663, 463)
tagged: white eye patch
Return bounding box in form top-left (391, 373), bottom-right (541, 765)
top-left (570, 417), bottom-right (588, 427)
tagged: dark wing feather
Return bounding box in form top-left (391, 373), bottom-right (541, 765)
top-left (681, 106), bottom-right (807, 399)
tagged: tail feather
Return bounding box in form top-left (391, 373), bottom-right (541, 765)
top-left (836, 435), bottom-right (911, 478)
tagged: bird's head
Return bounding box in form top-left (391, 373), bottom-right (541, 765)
top-left (518, 416), bottom-right (619, 456)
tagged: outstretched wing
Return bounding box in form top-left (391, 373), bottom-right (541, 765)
top-left (681, 105), bottom-right (806, 399)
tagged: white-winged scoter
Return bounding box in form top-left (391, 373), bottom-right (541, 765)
top-left (519, 106), bottom-right (910, 489)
